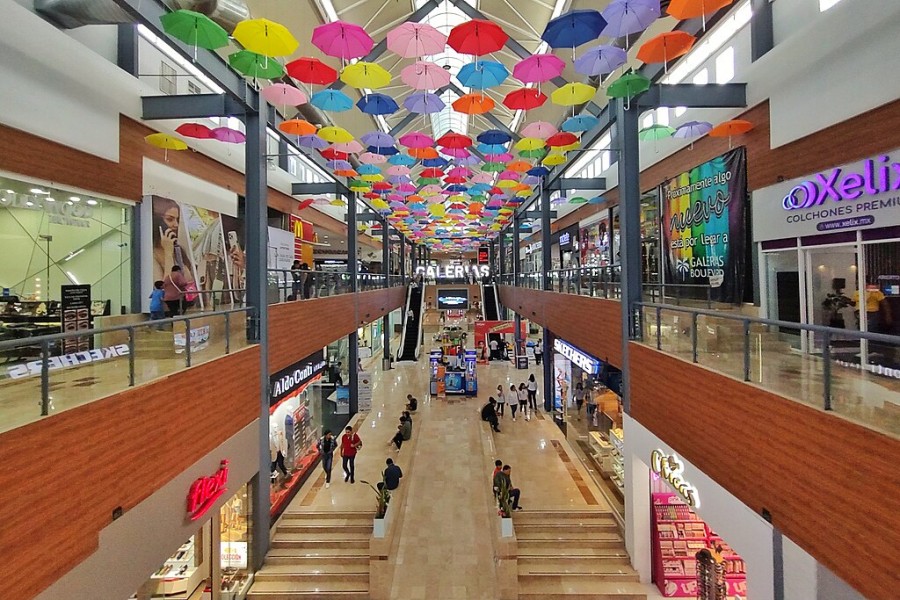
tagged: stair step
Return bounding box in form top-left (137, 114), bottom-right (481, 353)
top-left (255, 570), bottom-right (369, 583)
top-left (273, 531), bottom-right (369, 541)
top-left (280, 511), bottom-right (374, 520)
top-left (519, 570), bottom-right (640, 583)
top-left (515, 522), bottom-right (618, 534)
top-left (518, 578), bottom-right (649, 599)
top-left (516, 531), bottom-right (625, 542)
top-left (271, 538), bottom-right (369, 550)
top-left (265, 548), bottom-right (370, 559)
top-left (517, 539), bottom-right (627, 551)
top-left (519, 555), bottom-right (631, 567)
top-left (249, 579), bottom-right (368, 597)
top-left (249, 594), bottom-right (367, 600)
top-left (263, 554), bottom-right (369, 566)
top-left (513, 509), bottom-right (614, 520)
top-left (276, 524), bottom-right (373, 535)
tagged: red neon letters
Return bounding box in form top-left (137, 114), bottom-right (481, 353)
top-left (186, 460), bottom-right (229, 521)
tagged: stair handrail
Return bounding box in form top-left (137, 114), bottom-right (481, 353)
top-left (395, 284), bottom-right (413, 362)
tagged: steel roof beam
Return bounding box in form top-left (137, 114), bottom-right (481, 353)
top-left (141, 93), bottom-right (246, 120)
top-left (637, 83), bottom-right (747, 109)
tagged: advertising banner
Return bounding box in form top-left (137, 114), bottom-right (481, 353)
top-left (358, 371), bottom-right (373, 411)
top-left (60, 284), bottom-right (92, 354)
top-left (268, 227), bottom-right (296, 271)
top-left (474, 320), bottom-right (527, 344)
top-left (661, 148), bottom-right (747, 303)
top-left (553, 352), bottom-right (571, 411)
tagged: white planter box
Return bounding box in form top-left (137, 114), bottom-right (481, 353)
top-left (373, 516), bottom-right (387, 538)
top-left (500, 517), bottom-right (513, 538)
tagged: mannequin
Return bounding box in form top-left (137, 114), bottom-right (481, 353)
top-left (269, 425), bottom-right (288, 480)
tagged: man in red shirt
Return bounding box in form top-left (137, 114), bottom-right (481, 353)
top-left (340, 425), bottom-right (363, 483)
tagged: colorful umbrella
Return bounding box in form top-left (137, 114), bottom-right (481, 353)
top-left (452, 93), bottom-right (495, 114)
top-left (639, 124), bottom-right (675, 140)
top-left (602, 0), bottom-right (661, 39)
top-left (436, 132), bottom-right (473, 149)
top-left (387, 22), bottom-right (447, 58)
top-left (261, 83), bottom-right (308, 107)
top-left (404, 92), bottom-right (445, 114)
top-left (361, 132), bottom-right (394, 148)
top-left (175, 123), bottom-right (213, 139)
top-left (399, 131), bottom-right (434, 148)
top-left (562, 115), bottom-right (599, 133)
top-left (667, 0), bottom-right (733, 30)
top-left (321, 147), bottom-right (349, 160)
top-left (673, 120), bottom-right (713, 148)
top-left (574, 44), bottom-right (628, 77)
top-left (312, 21), bottom-right (375, 61)
top-left (458, 61), bottom-right (509, 89)
top-left (233, 18), bottom-right (298, 57)
top-left (551, 82), bottom-right (597, 106)
top-left (357, 93), bottom-right (399, 115)
top-left (389, 154), bottom-right (417, 166)
top-left (513, 54), bottom-right (566, 84)
top-left (145, 132), bottom-right (187, 150)
top-left (332, 140), bottom-right (364, 153)
top-left (228, 50), bottom-right (284, 79)
top-left (310, 89), bottom-right (354, 112)
top-left (527, 166), bottom-right (550, 178)
top-left (409, 147), bottom-right (439, 159)
top-left (447, 20), bottom-right (508, 56)
top-left (212, 127), bottom-right (246, 144)
top-left (709, 119), bottom-right (753, 148)
top-left (328, 159), bottom-right (353, 171)
top-left (542, 153), bottom-right (567, 166)
top-left (503, 88), bottom-right (548, 111)
top-left (318, 126), bottom-right (354, 143)
top-left (298, 135), bottom-right (328, 150)
top-left (606, 71), bottom-right (651, 107)
top-left (286, 57), bottom-right (338, 85)
top-left (541, 9), bottom-right (607, 49)
top-left (515, 137), bottom-right (546, 152)
top-left (477, 130), bottom-right (512, 145)
top-left (160, 10), bottom-right (229, 58)
top-left (401, 61), bottom-right (451, 90)
top-left (359, 152), bottom-right (387, 164)
top-left (547, 132), bottom-right (579, 147)
top-left (521, 121), bottom-right (557, 139)
top-left (637, 31), bottom-right (696, 70)
top-left (341, 61), bottom-right (391, 89)
top-left (335, 169), bottom-right (358, 178)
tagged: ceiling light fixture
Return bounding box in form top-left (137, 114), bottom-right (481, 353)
top-left (64, 249), bottom-right (85, 262)
top-left (30, 188), bottom-right (48, 195)
top-left (86, 199), bottom-right (98, 206)
top-left (69, 196), bottom-right (80, 202)
top-left (45, 197), bottom-right (55, 202)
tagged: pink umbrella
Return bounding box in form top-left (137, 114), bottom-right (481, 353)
top-left (448, 166), bottom-right (472, 177)
top-left (397, 183), bottom-right (417, 193)
top-left (360, 152), bottom-right (387, 164)
top-left (521, 121), bottom-right (558, 139)
top-left (387, 22), bottom-right (447, 58)
top-left (386, 165), bottom-right (411, 176)
top-left (312, 21), bottom-right (374, 61)
top-left (499, 170), bottom-right (521, 180)
top-left (399, 131), bottom-right (434, 148)
top-left (485, 152), bottom-right (514, 162)
top-left (513, 54), bottom-right (566, 84)
top-left (441, 147), bottom-right (470, 158)
top-left (419, 184), bottom-right (444, 195)
top-left (401, 61), bottom-right (451, 90)
top-left (471, 173), bottom-right (494, 184)
top-left (261, 83), bottom-right (308, 107)
top-left (331, 140), bottom-right (364, 154)
top-left (211, 127), bottom-right (245, 143)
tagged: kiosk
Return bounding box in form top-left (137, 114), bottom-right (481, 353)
top-left (429, 349), bottom-right (445, 397)
top-left (464, 349), bottom-right (478, 395)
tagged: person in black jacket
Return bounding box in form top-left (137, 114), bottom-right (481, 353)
top-left (378, 458), bottom-right (403, 491)
top-left (481, 397), bottom-right (500, 432)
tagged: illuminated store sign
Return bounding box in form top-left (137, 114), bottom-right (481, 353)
top-left (415, 265), bottom-right (490, 280)
top-left (559, 232), bottom-right (571, 246)
top-left (651, 450), bottom-right (699, 508)
top-left (270, 350), bottom-right (326, 402)
top-left (782, 155), bottom-right (900, 210)
top-left (553, 339), bottom-right (600, 375)
top-left (187, 460), bottom-right (229, 521)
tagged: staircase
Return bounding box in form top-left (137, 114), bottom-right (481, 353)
top-left (397, 285), bottom-right (423, 362)
top-left (248, 510), bottom-right (373, 599)
top-left (515, 509), bottom-right (647, 599)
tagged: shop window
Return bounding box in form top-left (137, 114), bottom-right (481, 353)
top-left (820, 0), bottom-right (843, 11)
top-left (130, 525), bottom-right (210, 600)
top-left (715, 46), bottom-right (735, 83)
top-left (159, 61), bottom-right (177, 95)
top-left (187, 81), bottom-right (201, 95)
top-left (221, 483), bottom-right (253, 598)
top-left (692, 68), bottom-right (709, 85)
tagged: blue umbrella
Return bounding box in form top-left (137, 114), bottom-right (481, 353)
top-left (562, 115), bottom-right (600, 133)
top-left (357, 93), bottom-right (399, 115)
top-left (357, 164), bottom-right (381, 175)
top-left (469, 183), bottom-right (492, 194)
top-left (477, 143), bottom-right (508, 154)
top-left (422, 157), bottom-right (449, 168)
top-left (388, 154), bottom-right (416, 166)
top-left (446, 184), bottom-right (469, 193)
top-left (458, 60), bottom-right (509, 89)
top-left (368, 145), bottom-right (399, 156)
top-left (477, 129), bottom-right (513, 145)
top-left (297, 134), bottom-right (328, 149)
top-left (541, 9), bottom-right (607, 49)
top-left (527, 166), bottom-right (551, 178)
top-left (360, 131), bottom-right (395, 147)
top-left (574, 44), bottom-right (628, 76)
top-left (404, 92), bottom-right (446, 114)
top-left (588, 195), bottom-right (604, 204)
top-left (310, 89), bottom-right (354, 112)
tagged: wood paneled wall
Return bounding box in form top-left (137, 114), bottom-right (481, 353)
top-left (0, 347), bottom-right (261, 600)
top-left (531, 97), bottom-right (900, 238)
top-left (498, 285), bottom-right (622, 367)
top-left (268, 287), bottom-right (406, 374)
top-left (629, 343), bottom-right (900, 600)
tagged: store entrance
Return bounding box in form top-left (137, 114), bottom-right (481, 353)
top-left (804, 245), bottom-right (860, 355)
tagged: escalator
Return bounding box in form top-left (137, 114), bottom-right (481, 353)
top-left (482, 283), bottom-right (503, 357)
top-left (396, 284), bottom-right (423, 361)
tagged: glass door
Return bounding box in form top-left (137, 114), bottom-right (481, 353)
top-left (804, 245), bottom-right (861, 355)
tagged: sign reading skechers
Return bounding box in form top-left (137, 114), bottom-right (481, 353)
top-left (754, 151), bottom-right (900, 242)
top-left (553, 339), bottom-right (600, 375)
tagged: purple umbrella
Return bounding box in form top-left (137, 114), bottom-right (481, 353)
top-left (574, 44), bottom-right (628, 77)
top-left (485, 152), bottom-right (515, 162)
top-left (601, 0), bottom-right (660, 39)
top-left (327, 159), bottom-right (353, 170)
top-left (297, 134), bottom-right (327, 149)
top-left (403, 92), bottom-right (445, 114)
top-left (360, 131), bottom-right (395, 148)
top-left (212, 127), bottom-right (246, 144)
top-left (674, 120), bottom-right (713, 149)
top-left (388, 175), bottom-right (412, 184)
top-left (456, 155), bottom-right (481, 166)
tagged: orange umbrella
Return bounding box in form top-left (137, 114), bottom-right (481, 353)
top-left (709, 119), bottom-right (753, 148)
top-left (452, 93), bottom-right (496, 115)
top-left (667, 0), bottom-right (734, 29)
top-left (334, 168), bottom-right (358, 177)
top-left (279, 119), bottom-right (317, 136)
top-left (409, 146), bottom-right (439, 159)
top-left (636, 32), bottom-right (695, 71)
top-left (506, 160), bottom-right (532, 172)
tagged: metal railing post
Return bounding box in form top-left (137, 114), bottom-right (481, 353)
top-left (225, 312), bottom-right (231, 354)
top-left (823, 331), bottom-right (832, 410)
top-left (655, 306), bottom-right (662, 350)
top-left (707, 286), bottom-right (712, 309)
top-left (184, 318), bottom-right (192, 368)
top-left (40, 340), bottom-right (50, 416)
top-left (691, 313), bottom-right (698, 363)
top-left (128, 326), bottom-right (136, 387)
top-left (743, 319), bottom-right (751, 381)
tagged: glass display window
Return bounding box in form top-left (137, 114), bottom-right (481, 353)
top-left (130, 522), bottom-right (210, 600)
top-left (220, 483), bottom-right (253, 599)
top-left (270, 381), bottom-right (324, 517)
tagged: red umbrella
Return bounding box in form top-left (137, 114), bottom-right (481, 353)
top-left (176, 122), bottom-right (213, 139)
top-left (286, 57), bottom-right (338, 85)
top-left (447, 20), bottom-right (508, 56)
top-left (503, 88), bottom-right (548, 111)
top-left (546, 131), bottom-right (579, 147)
top-left (298, 198), bottom-right (315, 209)
top-left (373, 182), bottom-right (393, 190)
top-left (363, 192), bottom-right (381, 199)
top-left (436, 132), bottom-right (473, 149)
top-left (444, 176), bottom-right (467, 184)
top-left (320, 148), bottom-right (349, 160)
top-left (421, 168), bottom-right (446, 178)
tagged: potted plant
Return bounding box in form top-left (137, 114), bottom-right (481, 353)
top-left (361, 477), bottom-right (391, 537)
top-left (495, 475), bottom-right (514, 537)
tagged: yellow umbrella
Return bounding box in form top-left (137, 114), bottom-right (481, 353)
top-left (551, 82), bottom-right (597, 106)
top-left (515, 137), bottom-right (546, 151)
top-left (496, 179), bottom-right (518, 189)
top-left (558, 141), bottom-right (581, 152)
top-left (490, 223), bottom-right (502, 231)
top-left (233, 18), bottom-right (299, 57)
top-left (145, 133), bottom-right (188, 161)
top-left (360, 174), bottom-right (384, 182)
top-left (317, 126), bottom-right (354, 143)
top-left (340, 62), bottom-right (392, 90)
top-left (371, 198), bottom-right (390, 209)
top-left (428, 204), bottom-right (446, 217)
top-left (543, 152), bottom-right (567, 166)
top-left (516, 189), bottom-right (532, 197)
top-left (330, 198), bottom-right (348, 206)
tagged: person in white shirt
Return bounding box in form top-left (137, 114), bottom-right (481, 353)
top-left (489, 338), bottom-right (499, 361)
top-left (533, 338), bottom-right (543, 365)
top-left (526, 374), bottom-right (538, 412)
top-left (495, 384), bottom-right (506, 418)
top-left (508, 384), bottom-right (520, 421)
top-left (517, 383), bottom-right (529, 420)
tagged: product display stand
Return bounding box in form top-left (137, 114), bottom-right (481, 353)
top-left (135, 537), bottom-right (206, 599)
top-left (609, 427), bottom-right (624, 494)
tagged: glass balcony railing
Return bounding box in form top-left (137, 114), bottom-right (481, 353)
top-left (266, 270), bottom-right (406, 304)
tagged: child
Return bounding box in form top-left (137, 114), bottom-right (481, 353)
top-left (149, 280), bottom-right (165, 326)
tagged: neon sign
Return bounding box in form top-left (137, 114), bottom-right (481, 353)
top-left (782, 155), bottom-right (900, 210)
top-left (650, 450), bottom-right (699, 508)
top-left (187, 460), bottom-right (229, 521)
top-left (553, 339), bottom-right (600, 375)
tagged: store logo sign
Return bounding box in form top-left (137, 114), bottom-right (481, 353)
top-left (782, 155), bottom-right (900, 210)
top-left (553, 339), bottom-right (599, 374)
top-left (6, 344), bottom-right (130, 379)
top-left (559, 232), bottom-right (571, 246)
top-left (271, 359), bottom-right (326, 398)
top-left (651, 450), bottom-right (699, 508)
top-left (187, 460), bottom-right (229, 521)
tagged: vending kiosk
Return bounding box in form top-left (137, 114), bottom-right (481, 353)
top-left (464, 349), bottom-right (478, 396)
top-left (429, 349), bottom-right (445, 397)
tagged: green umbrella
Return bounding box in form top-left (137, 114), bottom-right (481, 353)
top-left (481, 162), bottom-right (505, 173)
top-left (417, 177), bottom-right (440, 186)
top-left (160, 10), bottom-right (229, 56)
top-left (568, 196), bottom-right (588, 204)
top-left (606, 72), bottom-right (651, 105)
top-left (518, 148), bottom-right (546, 159)
top-left (639, 125), bottom-right (675, 140)
top-left (228, 50), bottom-right (285, 80)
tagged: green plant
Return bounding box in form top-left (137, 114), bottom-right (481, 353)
top-left (495, 475), bottom-right (512, 518)
top-left (360, 477), bottom-right (391, 519)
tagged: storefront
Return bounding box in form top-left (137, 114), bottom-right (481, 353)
top-left (754, 150), bottom-right (900, 368)
top-left (0, 172), bottom-right (134, 329)
top-left (551, 224), bottom-right (580, 270)
top-left (268, 350), bottom-right (327, 518)
top-left (358, 318), bottom-right (383, 358)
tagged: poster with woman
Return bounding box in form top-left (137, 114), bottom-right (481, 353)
top-left (151, 196), bottom-right (198, 301)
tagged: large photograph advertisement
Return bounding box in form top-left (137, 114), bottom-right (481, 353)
top-left (661, 148), bottom-right (748, 304)
top-left (148, 196), bottom-right (245, 309)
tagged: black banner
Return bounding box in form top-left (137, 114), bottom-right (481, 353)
top-left (60, 284), bottom-right (92, 353)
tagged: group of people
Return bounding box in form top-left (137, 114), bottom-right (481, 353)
top-left (315, 425), bottom-right (363, 488)
top-left (480, 374), bottom-right (540, 432)
top-left (148, 265), bottom-right (192, 321)
top-left (289, 260), bottom-right (313, 301)
top-left (491, 459), bottom-right (523, 512)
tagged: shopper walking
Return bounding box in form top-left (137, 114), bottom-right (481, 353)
top-left (534, 338), bottom-right (543, 365)
top-left (163, 265), bottom-right (187, 317)
top-left (586, 388), bottom-right (598, 425)
top-left (316, 429), bottom-right (338, 488)
top-left (527, 374), bottom-right (538, 412)
top-left (149, 280), bottom-right (166, 327)
top-left (517, 383), bottom-right (529, 421)
top-left (290, 260), bottom-right (302, 299)
top-left (300, 262), bottom-right (313, 299)
top-left (495, 384), bottom-right (506, 418)
top-left (573, 382), bottom-right (586, 420)
top-left (340, 425), bottom-right (363, 483)
top-left (489, 338), bottom-right (498, 361)
top-left (508, 384), bottom-right (520, 421)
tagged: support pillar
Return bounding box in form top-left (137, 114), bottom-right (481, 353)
top-left (129, 204), bottom-right (143, 314)
top-left (347, 195), bottom-right (359, 415)
top-left (751, 0), bottom-right (775, 62)
top-left (540, 188), bottom-right (552, 291)
top-left (382, 220), bottom-right (391, 370)
top-left (244, 105), bottom-right (271, 570)
top-left (498, 228), bottom-right (505, 282)
top-left (542, 329), bottom-right (553, 413)
top-left (512, 214), bottom-right (521, 287)
top-left (400, 235), bottom-right (406, 281)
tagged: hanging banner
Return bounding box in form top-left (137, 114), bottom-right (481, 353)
top-left (661, 148), bottom-right (747, 303)
top-left (60, 284), bottom-right (92, 354)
